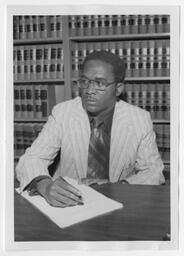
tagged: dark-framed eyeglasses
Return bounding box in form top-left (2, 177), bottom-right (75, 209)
top-left (77, 77), bottom-right (118, 91)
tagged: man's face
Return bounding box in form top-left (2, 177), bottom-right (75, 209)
top-left (80, 60), bottom-right (117, 116)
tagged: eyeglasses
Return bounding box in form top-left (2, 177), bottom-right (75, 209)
top-left (77, 77), bottom-right (117, 91)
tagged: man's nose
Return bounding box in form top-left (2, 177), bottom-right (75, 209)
top-left (86, 82), bottom-right (96, 94)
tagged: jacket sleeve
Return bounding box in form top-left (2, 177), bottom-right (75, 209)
top-left (125, 112), bottom-right (165, 185)
top-left (15, 105), bottom-right (62, 191)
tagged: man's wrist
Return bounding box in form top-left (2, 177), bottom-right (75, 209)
top-left (36, 177), bottom-right (53, 196)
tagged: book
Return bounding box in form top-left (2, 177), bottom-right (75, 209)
top-left (26, 16), bottom-right (34, 39)
top-left (19, 16), bottom-right (26, 40)
top-left (40, 15), bottom-right (48, 39)
top-left (56, 15), bottom-right (62, 38)
top-left (26, 85), bottom-right (34, 119)
top-left (16, 177), bottom-right (123, 228)
top-left (34, 84), bottom-right (42, 119)
top-left (20, 85), bottom-right (27, 118)
top-left (14, 86), bottom-right (21, 119)
top-left (32, 15), bottom-right (40, 39)
top-left (13, 16), bottom-right (19, 40)
top-left (30, 45), bottom-right (37, 80)
top-left (49, 15), bottom-right (57, 38)
top-left (50, 44), bottom-right (57, 79)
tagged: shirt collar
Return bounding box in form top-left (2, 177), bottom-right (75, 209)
top-left (88, 104), bottom-right (115, 133)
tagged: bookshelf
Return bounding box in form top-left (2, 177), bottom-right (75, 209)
top-left (13, 14), bottom-right (170, 177)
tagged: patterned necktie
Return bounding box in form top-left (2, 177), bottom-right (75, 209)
top-left (87, 118), bottom-right (110, 180)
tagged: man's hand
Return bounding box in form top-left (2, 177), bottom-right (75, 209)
top-left (36, 176), bottom-right (83, 207)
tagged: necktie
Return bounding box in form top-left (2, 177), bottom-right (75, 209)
top-left (87, 119), bottom-right (110, 180)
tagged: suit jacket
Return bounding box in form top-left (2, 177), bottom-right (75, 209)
top-left (16, 97), bottom-right (165, 190)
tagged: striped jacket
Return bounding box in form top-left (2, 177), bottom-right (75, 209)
top-left (16, 97), bottom-right (165, 190)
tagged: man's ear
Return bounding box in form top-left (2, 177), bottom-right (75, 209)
top-left (116, 83), bottom-right (124, 97)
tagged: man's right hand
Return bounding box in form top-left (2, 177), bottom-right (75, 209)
top-left (36, 176), bottom-right (83, 207)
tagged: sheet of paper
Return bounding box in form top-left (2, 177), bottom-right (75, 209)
top-left (16, 177), bottom-right (123, 228)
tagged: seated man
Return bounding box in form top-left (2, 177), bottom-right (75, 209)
top-left (16, 50), bottom-right (165, 207)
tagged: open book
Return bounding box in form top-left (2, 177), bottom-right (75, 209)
top-left (16, 177), bottom-right (123, 228)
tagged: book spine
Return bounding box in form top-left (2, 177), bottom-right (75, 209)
top-left (30, 45), bottom-right (37, 80)
top-left (139, 40), bottom-right (148, 77)
top-left (50, 15), bottom-right (57, 38)
top-left (17, 45), bottom-right (24, 80)
top-left (14, 46), bottom-right (18, 81)
top-left (163, 124), bottom-right (170, 161)
top-left (19, 16), bottom-right (27, 40)
top-left (56, 15), bottom-right (62, 38)
top-left (148, 15), bottom-right (155, 33)
top-left (13, 16), bottom-right (19, 40)
top-left (92, 15), bottom-right (99, 36)
top-left (149, 83), bottom-right (156, 120)
top-left (157, 15), bottom-right (163, 33)
top-left (15, 123), bottom-right (24, 156)
top-left (86, 15), bottom-right (92, 36)
top-left (34, 84), bottom-right (42, 119)
top-left (50, 44), bottom-right (57, 79)
top-left (162, 15), bottom-right (170, 33)
top-left (70, 16), bottom-right (77, 36)
top-left (26, 85), bottom-right (34, 119)
top-left (131, 41), bottom-right (139, 77)
top-left (24, 46), bottom-right (30, 80)
top-left (138, 15), bottom-right (146, 34)
top-left (122, 15), bottom-right (129, 34)
top-left (99, 15), bottom-right (106, 36)
top-left (27, 16), bottom-right (34, 40)
top-left (57, 45), bottom-right (64, 79)
top-left (40, 15), bottom-right (48, 39)
top-left (164, 83), bottom-right (170, 120)
top-left (78, 15), bottom-right (84, 36)
top-left (20, 85), bottom-right (27, 119)
top-left (131, 15), bottom-right (138, 34)
top-left (36, 45), bottom-right (44, 80)
top-left (40, 84), bottom-right (48, 117)
top-left (44, 44), bottom-right (51, 80)
top-left (148, 40), bottom-right (155, 77)
top-left (33, 15), bottom-right (40, 39)
top-left (155, 40), bottom-right (163, 77)
top-left (156, 82), bottom-right (164, 120)
top-left (14, 85), bottom-right (21, 119)
top-left (116, 15), bottom-right (122, 35)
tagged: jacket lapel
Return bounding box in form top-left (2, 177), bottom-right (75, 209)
top-left (68, 98), bottom-right (90, 179)
top-left (109, 101), bottom-right (133, 182)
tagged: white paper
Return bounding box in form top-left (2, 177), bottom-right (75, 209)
top-left (16, 177), bottom-right (123, 228)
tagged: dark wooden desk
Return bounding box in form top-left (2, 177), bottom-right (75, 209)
top-left (14, 183), bottom-right (170, 241)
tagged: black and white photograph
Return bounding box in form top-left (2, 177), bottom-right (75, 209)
top-left (2, 2), bottom-right (181, 253)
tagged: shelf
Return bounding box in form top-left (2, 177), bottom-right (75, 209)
top-left (14, 38), bottom-right (63, 45)
top-left (14, 118), bottom-right (47, 122)
top-left (125, 77), bottom-right (170, 82)
top-left (72, 77), bottom-right (170, 82)
top-left (153, 120), bottom-right (170, 124)
top-left (69, 33), bottom-right (170, 42)
top-left (14, 79), bottom-right (65, 84)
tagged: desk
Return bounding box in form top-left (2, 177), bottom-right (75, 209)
top-left (14, 183), bottom-right (170, 241)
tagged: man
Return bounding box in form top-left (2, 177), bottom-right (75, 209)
top-left (16, 50), bottom-right (165, 208)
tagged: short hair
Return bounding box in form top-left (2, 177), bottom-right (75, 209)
top-left (82, 50), bottom-right (126, 82)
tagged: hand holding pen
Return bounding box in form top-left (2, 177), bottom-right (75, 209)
top-left (36, 176), bottom-right (83, 207)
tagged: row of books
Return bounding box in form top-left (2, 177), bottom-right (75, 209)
top-left (71, 40), bottom-right (170, 78)
top-left (14, 123), bottom-right (44, 157)
top-left (122, 82), bottom-right (170, 120)
top-left (153, 124), bottom-right (170, 161)
top-left (14, 84), bottom-right (55, 120)
top-left (14, 122), bottom-right (170, 162)
top-left (13, 16), bottom-right (63, 40)
top-left (68, 15), bottom-right (170, 36)
top-left (13, 44), bottom-right (64, 81)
